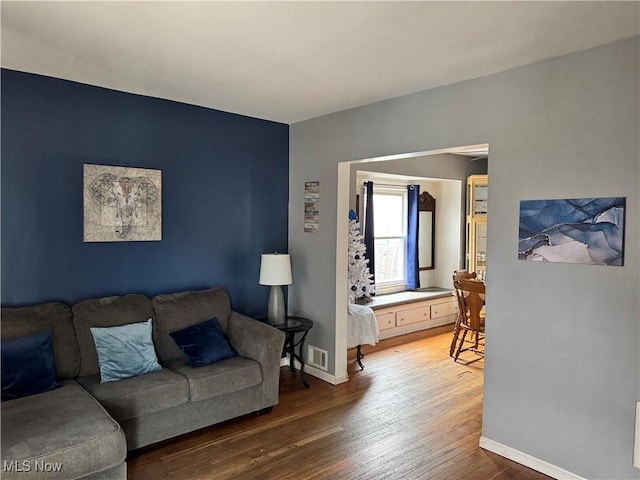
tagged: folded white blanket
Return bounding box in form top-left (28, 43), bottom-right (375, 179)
top-left (347, 303), bottom-right (379, 348)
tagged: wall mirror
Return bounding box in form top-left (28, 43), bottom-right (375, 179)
top-left (418, 191), bottom-right (436, 270)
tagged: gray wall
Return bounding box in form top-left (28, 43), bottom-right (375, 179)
top-left (289, 37), bottom-right (639, 479)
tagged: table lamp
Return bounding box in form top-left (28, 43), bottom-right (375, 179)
top-left (259, 253), bottom-right (292, 325)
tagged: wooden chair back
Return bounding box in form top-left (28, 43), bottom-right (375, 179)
top-left (455, 278), bottom-right (485, 332)
top-left (452, 269), bottom-right (476, 281)
top-left (452, 270), bottom-right (477, 315)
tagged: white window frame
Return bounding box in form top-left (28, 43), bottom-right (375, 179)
top-left (364, 184), bottom-right (408, 294)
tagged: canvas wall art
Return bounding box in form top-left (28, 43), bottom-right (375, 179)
top-left (518, 197), bottom-right (625, 266)
top-left (84, 164), bottom-right (162, 242)
top-left (304, 181), bottom-right (319, 232)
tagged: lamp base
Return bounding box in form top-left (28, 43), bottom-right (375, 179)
top-left (267, 285), bottom-right (286, 325)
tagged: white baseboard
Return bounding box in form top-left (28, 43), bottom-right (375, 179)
top-left (304, 364), bottom-right (342, 385)
top-left (281, 356), bottom-right (341, 385)
top-left (479, 437), bottom-right (587, 480)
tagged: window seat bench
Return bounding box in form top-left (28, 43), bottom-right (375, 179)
top-left (368, 288), bottom-right (457, 340)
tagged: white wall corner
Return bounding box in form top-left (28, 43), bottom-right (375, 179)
top-left (334, 161), bottom-right (351, 381)
top-left (633, 401), bottom-right (640, 469)
top-left (479, 436), bottom-right (587, 480)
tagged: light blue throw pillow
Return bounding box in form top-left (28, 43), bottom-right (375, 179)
top-left (90, 319), bottom-right (162, 383)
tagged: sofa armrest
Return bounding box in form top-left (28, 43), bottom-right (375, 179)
top-left (226, 312), bottom-right (285, 408)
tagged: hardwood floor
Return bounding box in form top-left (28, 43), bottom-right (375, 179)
top-left (128, 326), bottom-right (551, 480)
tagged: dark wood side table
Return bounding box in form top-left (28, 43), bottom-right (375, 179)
top-left (267, 316), bottom-right (313, 388)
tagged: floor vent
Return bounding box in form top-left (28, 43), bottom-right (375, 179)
top-left (307, 345), bottom-right (328, 371)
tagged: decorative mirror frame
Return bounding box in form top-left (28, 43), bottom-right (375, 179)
top-left (418, 190), bottom-right (436, 270)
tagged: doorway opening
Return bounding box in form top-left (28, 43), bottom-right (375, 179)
top-left (334, 143), bottom-right (489, 382)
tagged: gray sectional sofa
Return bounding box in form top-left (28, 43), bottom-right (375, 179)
top-left (1, 287), bottom-right (286, 479)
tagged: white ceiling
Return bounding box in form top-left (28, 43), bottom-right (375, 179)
top-left (2, 1), bottom-right (638, 124)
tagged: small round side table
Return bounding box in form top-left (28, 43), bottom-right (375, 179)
top-left (268, 316), bottom-right (313, 388)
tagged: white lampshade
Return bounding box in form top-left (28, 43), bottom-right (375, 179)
top-left (259, 253), bottom-right (292, 286)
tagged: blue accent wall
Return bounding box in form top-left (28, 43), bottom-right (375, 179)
top-left (1, 69), bottom-right (289, 317)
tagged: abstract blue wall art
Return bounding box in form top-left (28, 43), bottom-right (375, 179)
top-left (518, 197), bottom-right (625, 266)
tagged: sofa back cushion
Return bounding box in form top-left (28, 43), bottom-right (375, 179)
top-left (152, 287), bottom-right (231, 362)
top-left (1, 302), bottom-right (80, 379)
top-left (73, 294), bottom-right (154, 377)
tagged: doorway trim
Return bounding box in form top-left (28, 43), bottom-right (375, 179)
top-left (334, 143), bottom-right (489, 382)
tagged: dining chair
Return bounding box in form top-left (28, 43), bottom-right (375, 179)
top-left (452, 278), bottom-right (486, 362)
top-left (449, 270), bottom-right (477, 357)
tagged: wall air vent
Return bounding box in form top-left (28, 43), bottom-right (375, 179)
top-left (307, 345), bottom-right (328, 371)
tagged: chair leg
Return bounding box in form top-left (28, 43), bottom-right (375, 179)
top-left (454, 330), bottom-right (467, 362)
top-left (449, 315), bottom-right (462, 357)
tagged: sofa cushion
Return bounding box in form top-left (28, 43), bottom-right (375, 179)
top-left (2, 331), bottom-right (61, 401)
top-left (165, 356), bottom-right (262, 402)
top-left (170, 317), bottom-right (237, 368)
top-left (1, 302), bottom-right (79, 379)
top-left (91, 319), bottom-right (162, 383)
top-left (1, 380), bottom-right (126, 480)
top-left (153, 287), bottom-right (232, 362)
top-left (77, 368), bottom-right (189, 421)
top-left (73, 294), bottom-right (154, 377)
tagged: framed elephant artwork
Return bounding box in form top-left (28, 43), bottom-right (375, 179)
top-left (83, 164), bottom-right (162, 242)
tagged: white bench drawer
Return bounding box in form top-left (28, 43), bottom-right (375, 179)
top-left (431, 301), bottom-right (457, 319)
top-left (396, 305), bottom-right (431, 326)
top-left (376, 312), bottom-right (396, 331)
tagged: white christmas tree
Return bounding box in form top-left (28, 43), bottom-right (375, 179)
top-left (348, 210), bottom-right (375, 304)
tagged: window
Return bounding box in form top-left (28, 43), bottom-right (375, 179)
top-left (367, 185), bottom-right (408, 291)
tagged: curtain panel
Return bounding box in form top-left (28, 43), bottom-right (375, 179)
top-left (406, 184), bottom-right (420, 290)
top-left (363, 181), bottom-right (375, 279)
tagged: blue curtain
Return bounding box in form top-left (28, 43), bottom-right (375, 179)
top-left (364, 181), bottom-right (375, 279)
top-left (406, 185), bottom-right (420, 290)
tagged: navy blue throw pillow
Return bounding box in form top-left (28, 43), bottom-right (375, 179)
top-left (170, 318), bottom-right (237, 368)
top-left (2, 331), bottom-right (61, 401)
